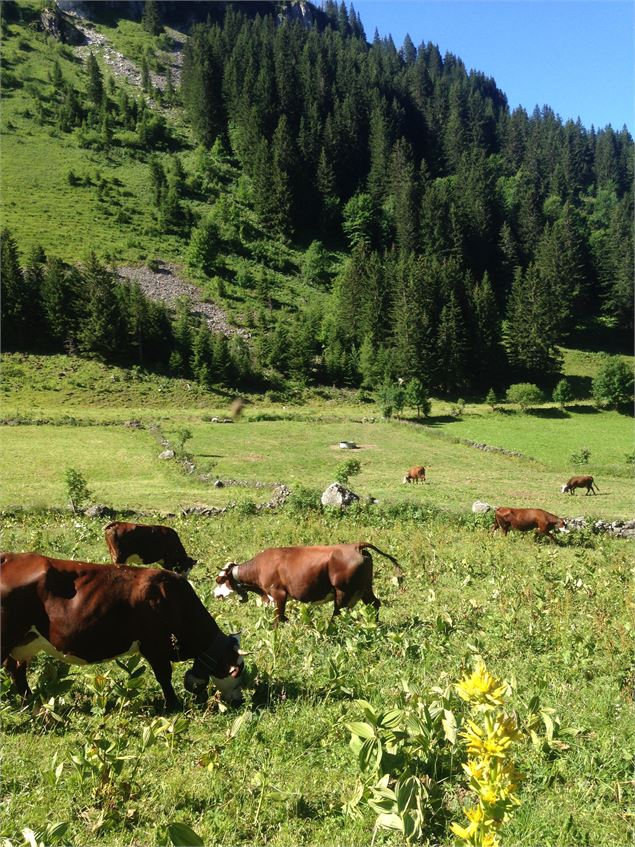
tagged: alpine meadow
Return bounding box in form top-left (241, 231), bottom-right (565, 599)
top-left (0, 2), bottom-right (633, 847)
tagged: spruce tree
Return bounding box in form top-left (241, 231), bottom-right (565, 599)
top-left (1, 229), bottom-right (26, 349)
top-left (78, 253), bottom-right (124, 358)
top-left (141, 0), bottom-right (161, 36)
top-left (504, 264), bottom-right (561, 374)
top-left (86, 52), bottom-right (103, 107)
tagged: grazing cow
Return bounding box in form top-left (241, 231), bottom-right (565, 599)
top-left (214, 543), bottom-right (404, 624)
top-left (493, 507), bottom-right (565, 541)
top-left (104, 522), bottom-right (196, 575)
top-left (403, 466), bottom-right (426, 484)
top-left (0, 552), bottom-right (246, 709)
top-left (561, 475), bottom-right (599, 495)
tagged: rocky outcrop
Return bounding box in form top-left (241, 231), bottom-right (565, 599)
top-left (41, 6), bottom-right (85, 44)
top-left (321, 483), bottom-right (360, 508)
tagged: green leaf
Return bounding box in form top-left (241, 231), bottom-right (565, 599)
top-left (358, 737), bottom-right (382, 774)
top-left (542, 710), bottom-right (554, 742)
top-left (346, 721), bottom-right (376, 739)
top-left (228, 711), bottom-right (252, 739)
top-left (376, 812), bottom-right (404, 832)
top-left (166, 822), bottom-right (205, 847)
top-left (442, 709), bottom-right (457, 743)
top-left (44, 822), bottom-right (69, 844)
top-left (379, 709), bottom-right (403, 730)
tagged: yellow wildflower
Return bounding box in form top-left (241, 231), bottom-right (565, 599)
top-left (450, 804), bottom-right (484, 840)
top-left (456, 659), bottom-right (508, 708)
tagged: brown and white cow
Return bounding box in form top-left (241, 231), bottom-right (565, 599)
top-left (493, 508), bottom-right (565, 541)
top-left (104, 522), bottom-right (196, 575)
top-left (0, 552), bottom-right (246, 709)
top-left (561, 475), bottom-right (599, 495)
top-left (403, 466), bottom-right (426, 484)
top-left (214, 543), bottom-right (404, 624)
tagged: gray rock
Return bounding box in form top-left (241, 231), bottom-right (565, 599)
top-left (159, 449), bottom-right (175, 460)
top-left (83, 504), bottom-right (113, 518)
top-left (472, 501), bottom-right (492, 513)
top-left (321, 482), bottom-right (360, 508)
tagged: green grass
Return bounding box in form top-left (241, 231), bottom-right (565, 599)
top-left (1, 509), bottom-right (632, 846)
top-left (2, 354), bottom-right (633, 517)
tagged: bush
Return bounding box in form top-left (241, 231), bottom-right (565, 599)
top-left (485, 388), bottom-right (498, 411)
top-left (505, 383), bottom-right (544, 412)
top-left (570, 447), bottom-right (591, 466)
top-left (64, 467), bottom-right (91, 513)
top-left (552, 378), bottom-right (573, 408)
top-left (449, 398), bottom-right (465, 418)
top-left (592, 356), bottom-right (634, 409)
top-left (335, 459), bottom-right (361, 485)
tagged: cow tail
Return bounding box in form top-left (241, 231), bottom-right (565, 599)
top-left (359, 543), bottom-right (404, 581)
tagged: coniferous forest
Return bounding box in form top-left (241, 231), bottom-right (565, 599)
top-left (2, 0), bottom-right (633, 396)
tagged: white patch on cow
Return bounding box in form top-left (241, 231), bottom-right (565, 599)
top-left (10, 628), bottom-right (141, 665)
top-left (560, 485), bottom-right (568, 493)
top-left (125, 554), bottom-right (143, 565)
top-left (402, 476), bottom-right (408, 484)
top-left (214, 581), bottom-right (234, 599)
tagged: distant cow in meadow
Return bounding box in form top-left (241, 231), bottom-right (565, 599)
top-left (0, 552), bottom-right (246, 710)
top-left (403, 466), bottom-right (426, 484)
top-left (493, 507), bottom-right (565, 541)
top-left (104, 522), bottom-right (196, 575)
top-left (214, 542), bottom-right (404, 625)
top-left (561, 475), bottom-right (598, 495)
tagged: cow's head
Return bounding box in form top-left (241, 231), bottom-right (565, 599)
top-left (560, 484), bottom-right (569, 494)
top-left (214, 563), bottom-right (248, 603)
top-left (184, 632), bottom-right (247, 704)
top-left (172, 556), bottom-right (197, 576)
top-left (402, 475), bottom-right (409, 484)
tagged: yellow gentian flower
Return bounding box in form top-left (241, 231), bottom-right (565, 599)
top-left (456, 659), bottom-right (508, 708)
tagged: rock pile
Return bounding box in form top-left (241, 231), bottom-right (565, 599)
top-left (321, 483), bottom-right (360, 508)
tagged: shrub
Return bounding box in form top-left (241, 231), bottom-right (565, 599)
top-left (505, 383), bottom-right (544, 412)
top-left (335, 459), bottom-right (361, 485)
top-left (485, 388), bottom-right (498, 411)
top-left (592, 356), bottom-right (634, 409)
top-left (450, 398), bottom-right (466, 418)
top-left (570, 447), bottom-right (591, 466)
top-left (64, 467), bottom-right (91, 513)
top-left (552, 378), bottom-right (573, 409)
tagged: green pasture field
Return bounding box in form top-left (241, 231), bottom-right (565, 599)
top-left (0, 509), bottom-right (632, 846)
top-left (2, 354), bottom-right (633, 517)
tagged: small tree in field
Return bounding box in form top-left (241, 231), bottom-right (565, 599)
top-left (552, 378), bottom-right (573, 409)
top-left (485, 388), bottom-right (498, 412)
top-left (592, 357), bottom-right (634, 409)
top-left (335, 458), bottom-right (361, 486)
top-left (505, 383), bottom-right (544, 412)
top-left (405, 378), bottom-right (431, 418)
top-left (65, 468), bottom-right (92, 513)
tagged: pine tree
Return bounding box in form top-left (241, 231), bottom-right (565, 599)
top-left (504, 264), bottom-right (561, 374)
top-left (141, 0), bottom-right (161, 36)
top-left (41, 258), bottom-right (82, 351)
top-left (86, 52), bottom-right (103, 107)
top-left (1, 229), bottom-right (27, 349)
top-left (78, 253), bottom-right (124, 358)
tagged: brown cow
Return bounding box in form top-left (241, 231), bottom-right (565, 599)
top-left (104, 522), bottom-right (196, 575)
top-left (403, 466), bottom-right (426, 484)
top-left (0, 552), bottom-right (246, 709)
top-left (561, 475), bottom-right (599, 495)
top-left (493, 507), bottom-right (565, 541)
top-left (214, 543), bottom-right (404, 624)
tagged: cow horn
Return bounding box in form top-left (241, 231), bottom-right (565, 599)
top-left (237, 649), bottom-right (250, 656)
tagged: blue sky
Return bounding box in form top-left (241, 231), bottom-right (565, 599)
top-left (351, 1), bottom-right (634, 132)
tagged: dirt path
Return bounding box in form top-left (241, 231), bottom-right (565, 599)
top-left (117, 263), bottom-right (249, 338)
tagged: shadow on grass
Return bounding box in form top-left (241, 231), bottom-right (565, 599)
top-left (526, 407), bottom-right (570, 419)
top-left (567, 404), bottom-right (601, 414)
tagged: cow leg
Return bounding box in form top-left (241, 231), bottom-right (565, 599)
top-left (270, 591), bottom-right (288, 626)
top-left (141, 648), bottom-right (180, 711)
top-left (4, 657), bottom-right (31, 698)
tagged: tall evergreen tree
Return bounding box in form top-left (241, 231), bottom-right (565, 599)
top-left (141, 0), bottom-right (161, 36)
top-left (504, 264), bottom-right (561, 374)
